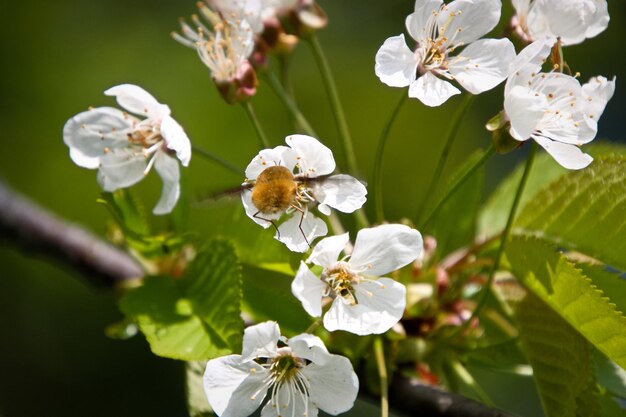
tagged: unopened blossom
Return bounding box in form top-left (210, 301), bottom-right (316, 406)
top-left (375, 0), bottom-right (516, 107)
top-left (63, 84), bottom-right (191, 214)
top-left (511, 0), bottom-right (609, 46)
top-left (242, 134), bottom-right (367, 252)
top-left (503, 40), bottom-right (615, 169)
top-left (204, 321), bottom-right (359, 417)
top-left (173, 6), bottom-right (257, 103)
top-left (292, 224), bottom-right (423, 335)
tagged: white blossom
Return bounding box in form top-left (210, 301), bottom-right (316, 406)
top-left (292, 224), bottom-right (423, 335)
top-left (63, 84), bottom-right (191, 214)
top-left (203, 321), bottom-right (359, 417)
top-left (504, 40), bottom-right (616, 169)
top-left (511, 0), bottom-right (609, 46)
top-left (173, 6), bottom-right (257, 103)
top-left (242, 135), bottom-right (367, 253)
top-left (375, 0), bottom-right (515, 107)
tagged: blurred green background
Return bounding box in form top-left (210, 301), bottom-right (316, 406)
top-left (1, 0), bottom-right (624, 416)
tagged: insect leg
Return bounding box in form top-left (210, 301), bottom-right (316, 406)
top-left (253, 211), bottom-right (281, 239)
top-left (290, 205), bottom-right (311, 249)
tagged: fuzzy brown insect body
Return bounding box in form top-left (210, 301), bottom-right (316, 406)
top-left (251, 165), bottom-right (298, 214)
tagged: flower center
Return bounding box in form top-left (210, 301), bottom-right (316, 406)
top-left (417, 5), bottom-right (464, 75)
top-left (324, 262), bottom-right (360, 305)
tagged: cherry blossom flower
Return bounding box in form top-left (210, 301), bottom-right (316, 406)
top-left (173, 6), bottom-right (257, 103)
top-left (503, 40), bottom-right (616, 169)
top-left (242, 134), bottom-right (367, 253)
top-left (291, 224), bottom-right (423, 335)
top-left (511, 0), bottom-right (609, 46)
top-left (204, 321), bottom-right (359, 417)
top-left (63, 84), bottom-right (191, 214)
top-left (375, 0), bottom-right (515, 107)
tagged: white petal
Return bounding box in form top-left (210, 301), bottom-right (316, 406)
top-left (374, 34), bottom-right (418, 88)
top-left (204, 355), bottom-right (268, 417)
top-left (349, 224), bottom-right (423, 277)
top-left (276, 211), bottom-right (328, 253)
top-left (104, 84), bottom-right (170, 119)
top-left (409, 72), bottom-right (461, 107)
top-left (97, 149), bottom-right (147, 192)
top-left (323, 278), bottom-right (406, 335)
top-left (533, 135), bottom-right (593, 170)
top-left (449, 38), bottom-right (515, 94)
top-left (289, 333), bottom-right (332, 365)
top-left (504, 85), bottom-right (547, 141)
top-left (317, 203), bottom-right (331, 216)
top-left (244, 146), bottom-right (297, 180)
top-left (406, 0), bottom-right (444, 43)
top-left (260, 383), bottom-right (315, 417)
top-left (307, 233), bottom-right (350, 268)
top-left (291, 261), bottom-right (326, 318)
top-left (152, 151), bottom-right (180, 215)
top-left (63, 107), bottom-right (135, 169)
top-left (311, 174), bottom-right (367, 213)
top-left (286, 135), bottom-right (336, 177)
top-left (531, 0), bottom-right (609, 45)
top-left (303, 355), bottom-right (359, 415)
top-left (439, 0), bottom-right (502, 45)
top-left (582, 75), bottom-right (616, 121)
top-left (161, 115), bottom-right (191, 167)
top-left (241, 189), bottom-right (284, 228)
top-left (508, 38), bottom-right (553, 77)
top-left (241, 321), bottom-right (281, 362)
top-left (511, 0), bottom-right (530, 17)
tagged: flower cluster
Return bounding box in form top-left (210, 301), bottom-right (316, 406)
top-left (59, 1), bottom-right (618, 417)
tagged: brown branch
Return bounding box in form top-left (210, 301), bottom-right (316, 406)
top-left (0, 179), bottom-right (143, 286)
top-left (389, 375), bottom-right (516, 417)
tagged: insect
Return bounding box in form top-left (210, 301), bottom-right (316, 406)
top-left (244, 164), bottom-right (317, 246)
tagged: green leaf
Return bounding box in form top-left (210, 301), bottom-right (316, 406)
top-left (498, 285), bottom-right (597, 417)
top-left (505, 236), bottom-right (626, 370)
top-left (478, 152), bottom-right (566, 239)
top-left (579, 264), bottom-right (626, 316)
top-left (185, 361), bottom-right (214, 417)
top-left (120, 239), bottom-right (243, 360)
top-left (515, 157), bottom-right (626, 271)
top-left (241, 263), bottom-right (313, 335)
top-left (479, 141), bottom-right (626, 240)
top-left (428, 150), bottom-right (484, 257)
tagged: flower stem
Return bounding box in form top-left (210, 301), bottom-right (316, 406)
top-left (466, 141), bottom-right (537, 327)
top-left (306, 34), bottom-right (358, 175)
top-left (449, 360), bottom-right (494, 407)
top-left (373, 337), bottom-right (389, 417)
top-left (374, 93), bottom-right (408, 223)
top-left (242, 101), bottom-right (271, 149)
top-left (304, 318), bottom-right (323, 334)
top-left (416, 94), bottom-right (475, 223)
top-left (420, 143), bottom-right (495, 229)
top-left (263, 70), bottom-right (318, 137)
top-left (191, 145), bottom-right (242, 175)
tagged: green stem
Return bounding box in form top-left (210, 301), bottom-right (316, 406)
top-left (306, 34), bottom-right (358, 175)
top-left (263, 71), bottom-right (317, 137)
top-left (242, 101), bottom-right (270, 149)
top-left (304, 318), bottom-right (323, 334)
top-left (449, 360), bottom-right (495, 407)
top-left (374, 93), bottom-right (408, 223)
top-left (467, 141), bottom-right (537, 325)
top-left (416, 94), bottom-right (475, 223)
top-left (373, 337), bottom-right (389, 417)
top-left (191, 145), bottom-right (242, 175)
top-left (420, 143), bottom-right (496, 229)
